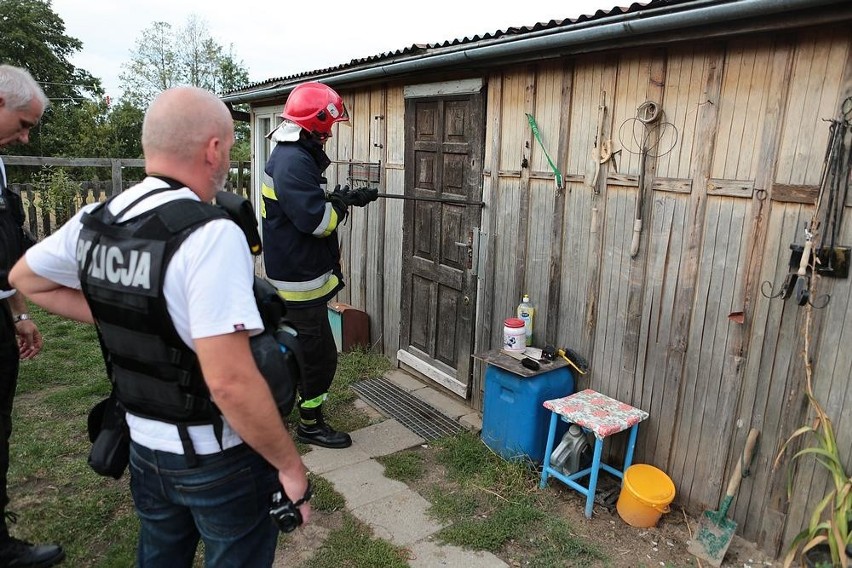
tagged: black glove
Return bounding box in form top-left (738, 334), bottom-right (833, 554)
top-left (330, 184), bottom-right (350, 197)
top-left (326, 185), bottom-right (350, 224)
top-left (341, 187), bottom-right (379, 207)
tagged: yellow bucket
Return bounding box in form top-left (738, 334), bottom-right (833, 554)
top-left (616, 464), bottom-right (676, 528)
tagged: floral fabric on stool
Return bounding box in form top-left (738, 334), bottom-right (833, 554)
top-left (543, 388), bottom-right (649, 439)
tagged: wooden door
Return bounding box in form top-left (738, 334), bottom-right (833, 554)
top-left (400, 92), bottom-right (485, 397)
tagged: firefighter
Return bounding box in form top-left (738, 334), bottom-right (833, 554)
top-left (262, 82), bottom-right (378, 449)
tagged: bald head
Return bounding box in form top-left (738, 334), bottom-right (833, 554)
top-left (142, 87), bottom-right (232, 161)
top-left (141, 87), bottom-right (235, 200)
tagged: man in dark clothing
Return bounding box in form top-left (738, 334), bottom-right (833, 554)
top-left (0, 64), bottom-right (65, 567)
top-left (262, 82), bottom-right (377, 449)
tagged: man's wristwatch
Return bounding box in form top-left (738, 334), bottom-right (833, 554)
top-left (13, 313), bottom-right (30, 323)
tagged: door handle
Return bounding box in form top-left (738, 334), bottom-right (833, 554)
top-left (454, 233), bottom-right (473, 269)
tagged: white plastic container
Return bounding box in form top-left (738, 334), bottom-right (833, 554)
top-left (503, 318), bottom-right (526, 352)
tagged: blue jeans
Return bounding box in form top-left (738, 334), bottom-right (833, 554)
top-left (129, 441), bottom-right (279, 567)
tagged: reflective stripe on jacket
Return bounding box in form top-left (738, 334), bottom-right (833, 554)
top-left (261, 139), bottom-right (345, 307)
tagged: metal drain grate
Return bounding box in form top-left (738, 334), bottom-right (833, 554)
top-left (351, 377), bottom-right (464, 441)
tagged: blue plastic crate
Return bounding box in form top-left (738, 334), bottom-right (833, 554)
top-left (481, 360), bottom-right (574, 463)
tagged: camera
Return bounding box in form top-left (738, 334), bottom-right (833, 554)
top-left (269, 480), bottom-right (312, 533)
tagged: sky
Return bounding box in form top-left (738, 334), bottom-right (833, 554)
top-left (51, 0), bottom-right (620, 100)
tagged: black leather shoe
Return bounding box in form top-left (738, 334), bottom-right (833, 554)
top-left (0, 537), bottom-right (65, 567)
top-left (297, 423), bottom-right (352, 449)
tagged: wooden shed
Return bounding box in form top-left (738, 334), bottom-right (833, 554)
top-left (222, 0), bottom-right (852, 556)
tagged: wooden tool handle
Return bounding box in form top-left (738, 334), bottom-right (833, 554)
top-left (725, 428), bottom-right (760, 498)
top-left (797, 238), bottom-right (813, 277)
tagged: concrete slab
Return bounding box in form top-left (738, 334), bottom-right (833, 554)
top-left (459, 412), bottom-right (483, 433)
top-left (301, 444), bottom-right (372, 475)
top-left (351, 419), bottom-right (425, 458)
top-left (384, 369), bottom-right (429, 393)
top-left (351, 490), bottom-right (445, 546)
top-left (407, 540), bottom-right (509, 568)
top-left (323, 459), bottom-right (409, 508)
top-left (353, 397), bottom-right (385, 422)
top-left (413, 388), bottom-right (472, 420)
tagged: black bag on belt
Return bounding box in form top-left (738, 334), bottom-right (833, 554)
top-left (86, 391), bottom-right (130, 479)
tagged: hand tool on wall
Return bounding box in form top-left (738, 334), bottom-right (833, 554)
top-left (814, 95), bottom-right (852, 277)
top-left (688, 428), bottom-right (760, 567)
top-left (792, 226), bottom-right (814, 306)
top-left (618, 101), bottom-right (678, 259)
top-left (585, 91), bottom-right (608, 193)
top-left (764, 96), bottom-right (852, 304)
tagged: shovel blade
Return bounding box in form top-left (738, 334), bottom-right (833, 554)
top-left (687, 510), bottom-right (738, 567)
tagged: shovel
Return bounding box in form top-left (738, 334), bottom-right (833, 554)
top-left (688, 428), bottom-right (760, 567)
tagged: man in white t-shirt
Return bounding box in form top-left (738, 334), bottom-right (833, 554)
top-left (10, 86), bottom-right (310, 567)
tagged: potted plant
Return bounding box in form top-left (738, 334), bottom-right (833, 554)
top-left (774, 268), bottom-right (851, 568)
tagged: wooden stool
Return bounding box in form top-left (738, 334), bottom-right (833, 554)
top-left (539, 389), bottom-right (649, 518)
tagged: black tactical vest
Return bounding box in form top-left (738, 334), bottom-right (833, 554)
top-left (78, 188), bottom-right (228, 425)
top-left (0, 169), bottom-right (27, 286)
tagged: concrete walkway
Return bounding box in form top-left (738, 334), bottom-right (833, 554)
top-left (297, 370), bottom-right (506, 568)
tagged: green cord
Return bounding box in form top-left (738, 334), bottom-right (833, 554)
top-left (526, 113), bottom-right (563, 189)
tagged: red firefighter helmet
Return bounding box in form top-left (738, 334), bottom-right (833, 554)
top-left (281, 82), bottom-right (349, 139)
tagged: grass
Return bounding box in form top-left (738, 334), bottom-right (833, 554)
top-left (296, 514), bottom-right (410, 568)
top-left (15, 306), bottom-right (612, 567)
top-left (374, 450), bottom-right (425, 483)
top-left (381, 430), bottom-right (607, 567)
top-left (11, 308), bottom-right (133, 566)
top-left (12, 305), bottom-right (396, 566)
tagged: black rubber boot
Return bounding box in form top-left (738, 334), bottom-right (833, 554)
top-left (297, 405), bottom-right (352, 449)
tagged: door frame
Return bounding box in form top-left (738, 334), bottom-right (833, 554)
top-left (398, 78), bottom-right (486, 399)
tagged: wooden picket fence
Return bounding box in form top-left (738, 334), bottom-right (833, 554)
top-left (3, 157), bottom-right (250, 239)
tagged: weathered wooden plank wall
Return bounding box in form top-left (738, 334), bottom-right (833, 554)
top-left (296, 21), bottom-right (850, 557)
top-left (460, 25), bottom-right (850, 553)
top-left (383, 86), bottom-right (406, 356)
top-left (322, 88), bottom-right (405, 355)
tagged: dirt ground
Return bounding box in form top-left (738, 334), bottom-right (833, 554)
top-left (540, 482), bottom-right (779, 568)
top-left (276, 436), bottom-right (781, 568)
top-left (405, 442), bottom-right (779, 568)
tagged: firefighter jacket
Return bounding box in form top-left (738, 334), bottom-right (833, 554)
top-left (261, 138), bottom-right (345, 307)
top-left (78, 191), bottom-right (228, 427)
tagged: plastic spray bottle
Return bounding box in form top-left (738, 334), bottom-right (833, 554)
top-left (517, 294), bottom-right (535, 346)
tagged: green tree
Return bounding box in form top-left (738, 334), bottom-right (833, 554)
top-left (104, 100), bottom-right (144, 159)
top-left (0, 0), bottom-right (102, 102)
top-left (119, 15), bottom-right (251, 158)
top-left (0, 0), bottom-right (105, 171)
top-left (118, 21), bottom-right (179, 107)
top-left (120, 15), bottom-right (250, 107)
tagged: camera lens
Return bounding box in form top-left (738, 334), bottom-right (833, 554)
top-left (270, 490), bottom-right (303, 533)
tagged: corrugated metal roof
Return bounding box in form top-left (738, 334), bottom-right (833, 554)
top-left (222, 0), bottom-right (679, 96)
